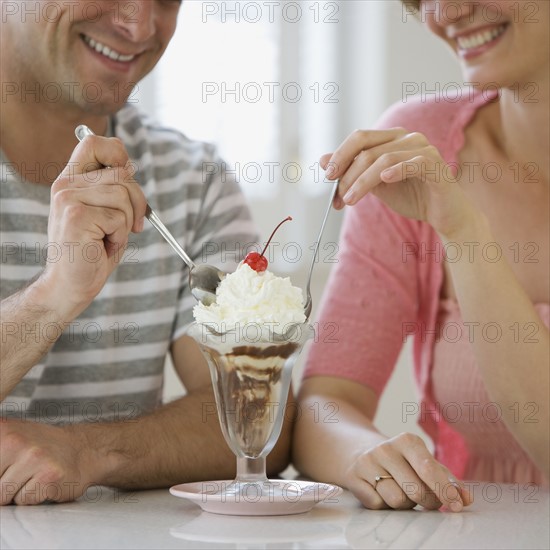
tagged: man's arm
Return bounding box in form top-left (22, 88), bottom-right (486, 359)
top-left (1, 281), bottom-right (70, 399)
top-left (1, 135), bottom-right (147, 400)
top-left (85, 335), bottom-right (291, 490)
top-left (0, 386), bottom-right (229, 504)
top-left (0, 335), bottom-right (293, 505)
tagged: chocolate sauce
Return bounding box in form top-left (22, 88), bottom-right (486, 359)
top-left (231, 342), bottom-right (298, 359)
top-left (205, 343), bottom-right (298, 456)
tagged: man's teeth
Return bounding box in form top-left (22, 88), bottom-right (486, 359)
top-left (457, 24), bottom-right (506, 50)
top-left (83, 35), bottom-right (136, 62)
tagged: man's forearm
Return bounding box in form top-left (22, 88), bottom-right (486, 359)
top-left (75, 385), bottom-right (293, 489)
top-left (1, 280), bottom-right (74, 400)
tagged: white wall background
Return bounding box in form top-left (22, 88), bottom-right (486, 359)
top-left (136, 1), bottom-right (463, 445)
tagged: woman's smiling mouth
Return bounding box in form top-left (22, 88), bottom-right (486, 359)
top-left (457, 24), bottom-right (507, 50)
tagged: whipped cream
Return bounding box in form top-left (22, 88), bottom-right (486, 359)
top-left (193, 263), bottom-right (306, 334)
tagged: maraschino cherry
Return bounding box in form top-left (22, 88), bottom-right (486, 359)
top-left (244, 216), bottom-right (292, 272)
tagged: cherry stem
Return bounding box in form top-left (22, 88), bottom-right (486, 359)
top-left (260, 216), bottom-right (292, 257)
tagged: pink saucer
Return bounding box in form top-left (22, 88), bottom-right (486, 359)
top-left (169, 479), bottom-right (342, 516)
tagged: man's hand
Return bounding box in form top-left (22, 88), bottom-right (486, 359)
top-left (0, 419), bottom-right (93, 505)
top-left (41, 135), bottom-right (147, 318)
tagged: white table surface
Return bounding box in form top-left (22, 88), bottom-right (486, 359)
top-left (1, 482), bottom-right (548, 549)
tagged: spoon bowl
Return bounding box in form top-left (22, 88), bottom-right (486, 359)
top-left (189, 264), bottom-right (226, 305)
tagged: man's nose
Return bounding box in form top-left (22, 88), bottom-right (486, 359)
top-left (113, 0), bottom-right (156, 43)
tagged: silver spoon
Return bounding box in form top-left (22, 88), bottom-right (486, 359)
top-left (303, 179), bottom-right (339, 320)
top-left (273, 179), bottom-right (338, 342)
top-left (74, 124), bottom-right (224, 305)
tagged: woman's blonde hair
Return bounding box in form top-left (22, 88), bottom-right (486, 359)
top-left (402, 0), bottom-right (421, 11)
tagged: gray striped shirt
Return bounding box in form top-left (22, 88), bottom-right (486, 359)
top-left (1, 104), bottom-right (258, 424)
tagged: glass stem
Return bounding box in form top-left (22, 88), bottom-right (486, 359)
top-left (236, 456), bottom-right (268, 483)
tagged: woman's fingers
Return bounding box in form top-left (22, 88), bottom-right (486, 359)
top-left (342, 150), bottom-right (415, 205)
top-left (324, 128), bottom-right (407, 180)
top-left (374, 455), bottom-right (443, 510)
top-left (397, 434), bottom-right (469, 511)
top-left (368, 472), bottom-right (418, 510)
top-left (347, 442), bottom-right (423, 511)
top-left (360, 445), bottom-right (442, 510)
top-left (319, 130), bottom-right (440, 209)
top-left (347, 433), bottom-right (471, 513)
top-left (451, 478), bottom-right (474, 507)
top-left (381, 150), bottom-right (446, 189)
top-left (348, 477), bottom-right (388, 510)
top-left (319, 152), bottom-right (332, 170)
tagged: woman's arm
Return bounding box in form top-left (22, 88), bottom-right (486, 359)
top-left (324, 128), bottom-right (549, 476)
top-left (294, 376), bottom-right (472, 511)
top-left (293, 175), bottom-right (475, 510)
top-left (441, 215), bottom-right (549, 476)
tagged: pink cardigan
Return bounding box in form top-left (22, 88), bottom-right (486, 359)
top-left (304, 91), bottom-right (502, 478)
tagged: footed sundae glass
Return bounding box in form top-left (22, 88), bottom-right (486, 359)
top-left (185, 321), bottom-right (314, 512)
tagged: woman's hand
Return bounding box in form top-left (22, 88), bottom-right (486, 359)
top-left (323, 128), bottom-right (482, 239)
top-left (344, 432), bottom-right (473, 511)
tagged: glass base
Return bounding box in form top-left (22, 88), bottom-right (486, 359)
top-left (169, 479), bottom-right (343, 516)
top-left (212, 479), bottom-right (302, 500)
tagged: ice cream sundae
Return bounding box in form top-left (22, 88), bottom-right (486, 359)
top-left (174, 216), bottom-right (342, 515)
top-left (191, 217), bottom-right (309, 458)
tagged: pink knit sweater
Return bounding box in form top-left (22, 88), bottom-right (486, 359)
top-left (304, 91), bottom-right (548, 483)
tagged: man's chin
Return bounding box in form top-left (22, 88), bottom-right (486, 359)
top-left (64, 73), bottom-right (140, 115)
top-left (74, 98), bottom-right (133, 117)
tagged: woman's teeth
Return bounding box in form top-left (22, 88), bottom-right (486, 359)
top-left (457, 24), bottom-right (506, 50)
top-left (83, 35), bottom-right (136, 62)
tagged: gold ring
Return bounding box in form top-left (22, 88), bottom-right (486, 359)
top-left (373, 475), bottom-right (394, 489)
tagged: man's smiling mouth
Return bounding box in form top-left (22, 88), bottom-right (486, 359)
top-left (82, 34), bottom-right (137, 62)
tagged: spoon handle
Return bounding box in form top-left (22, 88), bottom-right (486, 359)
top-left (304, 179), bottom-right (339, 314)
top-left (74, 125), bottom-right (196, 270)
top-left (145, 205), bottom-right (196, 268)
